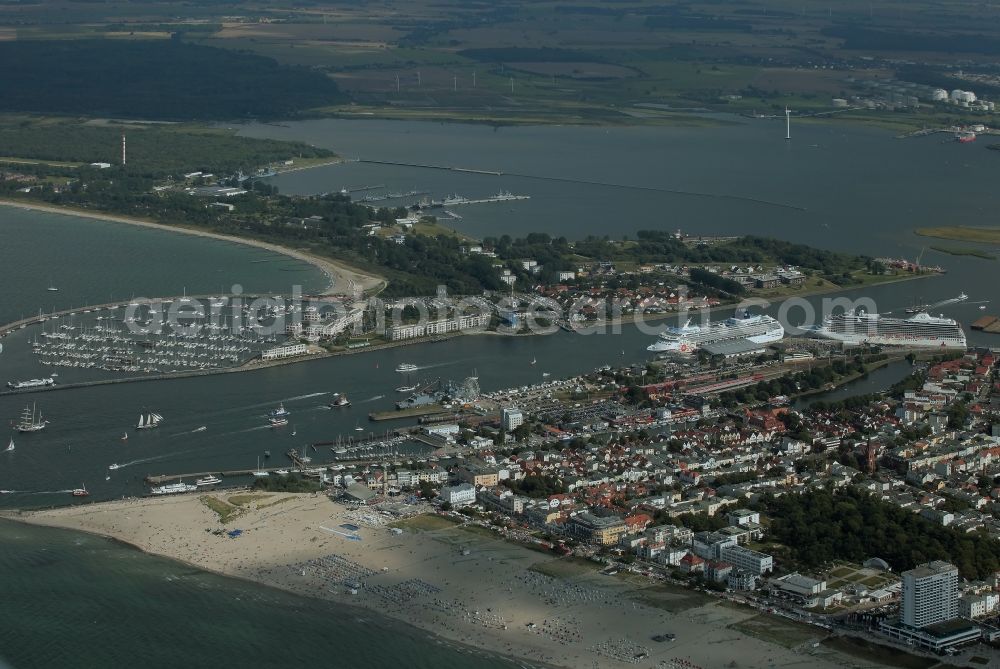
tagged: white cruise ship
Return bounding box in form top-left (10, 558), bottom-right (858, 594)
top-left (811, 311), bottom-right (966, 348)
top-left (647, 310), bottom-right (784, 353)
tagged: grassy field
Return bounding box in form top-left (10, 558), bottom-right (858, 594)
top-left (227, 494), bottom-right (272, 507)
top-left (626, 582), bottom-right (717, 613)
top-left (929, 245), bottom-right (996, 260)
top-left (730, 614), bottom-right (822, 648)
top-left (917, 226), bottom-right (1000, 245)
top-left (529, 557), bottom-right (600, 579)
top-left (821, 636), bottom-right (937, 669)
top-left (200, 495), bottom-right (239, 523)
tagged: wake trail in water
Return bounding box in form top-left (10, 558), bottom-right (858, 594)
top-left (361, 395), bottom-right (385, 403)
top-left (114, 446), bottom-right (208, 469)
top-left (210, 392), bottom-right (330, 417)
top-left (171, 426), bottom-right (209, 437)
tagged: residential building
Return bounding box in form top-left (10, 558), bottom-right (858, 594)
top-left (386, 313), bottom-right (489, 341)
top-left (502, 408), bottom-right (525, 432)
top-left (901, 561), bottom-right (959, 628)
top-left (261, 342), bottom-right (308, 361)
top-left (720, 545), bottom-right (773, 576)
top-left (439, 483), bottom-right (477, 507)
top-left (567, 512), bottom-right (627, 546)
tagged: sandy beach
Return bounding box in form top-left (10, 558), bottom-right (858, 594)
top-left (0, 200), bottom-right (386, 297)
top-left (7, 494), bottom-right (898, 669)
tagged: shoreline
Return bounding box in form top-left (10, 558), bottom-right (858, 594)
top-left (0, 270), bottom-right (943, 395)
top-left (0, 199), bottom-right (387, 297)
top-left (0, 510), bottom-right (548, 669)
top-left (1, 494), bottom-right (880, 669)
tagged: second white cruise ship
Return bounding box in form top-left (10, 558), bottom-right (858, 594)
top-left (811, 311), bottom-right (966, 348)
top-left (647, 310), bottom-right (784, 353)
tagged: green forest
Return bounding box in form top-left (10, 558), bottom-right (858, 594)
top-left (759, 488), bottom-right (1000, 580)
top-left (0, 122), bottom-right (332, 177)
top-left (0, 40), bottom-right (346, 120)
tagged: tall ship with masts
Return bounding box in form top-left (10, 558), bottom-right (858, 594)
top-left (15, 403), bottom-right (48, 433)
top-left (136, 411), bottom-right (163, 430)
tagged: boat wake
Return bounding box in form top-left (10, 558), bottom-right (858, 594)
top-left (214, 392), bottom-right (330, 416)
top-left (22, 489), bottom-right (77, 495)
top-left (929, 293), bottom-right (969, 309)
top-left (171, 426), bottom-right (209, 436)
top-left (361, 395), bottom-right (385, 403)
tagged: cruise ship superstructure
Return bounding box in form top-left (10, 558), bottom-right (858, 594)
top-left (811, 311), bottom-right (966, 348)
top-left (648, 310), bottom-right (785, 353)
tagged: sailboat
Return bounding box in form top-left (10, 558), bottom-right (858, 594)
top-left (252, 457), bottom-right (269, 478)
top-left (4, 437), bottom-right (13, 452)
top-left (15, 404), bottom-right (47, 433)
top-left (121, 433), bottom-right (128, 441)
top-left (530, 358), bottom-right (537, 365)
top-left (46, 277), bottom-right (58, 292)
top-left (136, 412), bottom-right (163, 430)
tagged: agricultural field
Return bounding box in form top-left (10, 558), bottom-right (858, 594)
top-left (0, 0), bottom-right (996, 127)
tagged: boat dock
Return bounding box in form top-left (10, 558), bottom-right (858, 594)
top-left (444, 194), bottom-right (529, 206)
top-left (143, 456), bottom-right (394, 485)
top-left (972, 316), bottom-right (1000, 334)
top-left (368, 405), bottom-right (453, 421)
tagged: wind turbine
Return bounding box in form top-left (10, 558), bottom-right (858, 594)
top-left (784, 107), bottom-right (791, 140)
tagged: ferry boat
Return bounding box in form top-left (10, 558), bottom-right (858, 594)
top-left (647, 310), bottom-right (784, 353)
top-left (195, 475), bottom-right (222, 487)
top-left (150, 482), bottom-right (198, 495)
top-left (7, 377), bottom-right (55, 390)
top-left (269, 403), bottom-right (290, 419)
top-left (810, 311), bottom-right (967, 348)
top-left (328, 393), bottom-right (351, 407)
top-left (136, 412), bottom-right (163, 430)
top-left (15, 403), bottom-right (48, 433)
top-left (395, 363), bottom-right (418, 373)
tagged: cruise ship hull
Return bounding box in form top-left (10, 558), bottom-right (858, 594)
top-left (811, 331), bottom-right (966, 348)
top-left (648, 313), bottom-right (784, 353)
top-left (812, 312), bottom-right (966, 348)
